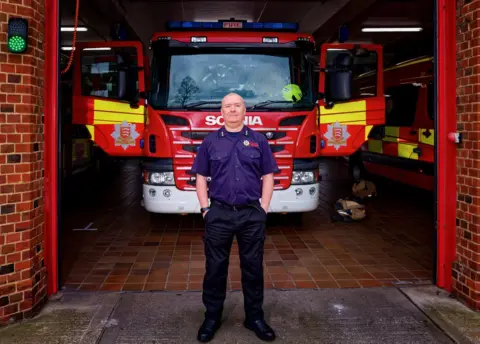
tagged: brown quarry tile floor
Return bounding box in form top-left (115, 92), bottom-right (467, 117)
top-left (60, 158), bottom-right (434, 292)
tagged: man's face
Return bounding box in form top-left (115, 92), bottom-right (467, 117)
top-left (221, 93), bottom-right (246, 127)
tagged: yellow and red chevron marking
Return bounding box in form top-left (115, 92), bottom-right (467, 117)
top-left (367, 126), bottom-right (434, 162)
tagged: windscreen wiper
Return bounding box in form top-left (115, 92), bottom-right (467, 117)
top-left (184, 101), bottom-right (222, 109)
top-left (248, 100), bottom-right (294, 110)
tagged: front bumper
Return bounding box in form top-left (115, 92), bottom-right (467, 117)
top-left (142, 183), bottom-right (320, 214)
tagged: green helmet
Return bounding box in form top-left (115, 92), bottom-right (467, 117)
top-left (282, 84), bottom-right (303, 102)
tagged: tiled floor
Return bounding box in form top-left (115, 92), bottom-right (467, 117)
top-left (60, 158), bottom-right (434, 292)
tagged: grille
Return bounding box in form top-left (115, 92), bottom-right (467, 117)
top-left (161, 115), bottom-right (188, 126)
top-left (270, 145), bottom-right (285, 153)
top-left (182, 144), bottom-right (285, 153)
top-left (279, 115), bottom-right (306, 126)
top-left (182, 144), bottom-right (199, 153)
top-left (260, 131), bottom-right (287, 140)
top-left (181, 131), bottom-right (210, 140)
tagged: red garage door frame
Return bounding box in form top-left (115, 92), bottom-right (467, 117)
top-left (435, 0), bottom-right (457, 291)
top-left (44, 0), bottom-right (60, 296)
top-left (42, 0), bottom-right (458, 295)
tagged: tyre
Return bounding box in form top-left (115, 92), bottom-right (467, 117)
top-left (348, 153), bottom-right (366, 182)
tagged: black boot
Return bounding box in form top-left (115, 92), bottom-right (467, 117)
top-left (197, 318), bottom-right (221, 342)
top-left (244, 319), bottom-right (276, 341)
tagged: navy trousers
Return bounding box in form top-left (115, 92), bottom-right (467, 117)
top-left (202, 200), bottom-right (267, 321)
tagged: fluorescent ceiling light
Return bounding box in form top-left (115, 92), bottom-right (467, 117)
top-left (362, 27), bottom-right (423, 32)
top-left (61, 47), bottom-right (111, 51)
top-left (61, 26), bottom-right (88, 32)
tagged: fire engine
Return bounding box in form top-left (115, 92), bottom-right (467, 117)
top-left (60, 63), bottom-right (99, 180)
top-left (70, 19), bottom-right (385, 214)
top-left (349, 56), bottom-right (434, 191)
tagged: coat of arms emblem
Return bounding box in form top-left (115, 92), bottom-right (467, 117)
top-left (324, 121), bottom-right (350, 150)
top-left (111, 121), bottom-right (140, 150)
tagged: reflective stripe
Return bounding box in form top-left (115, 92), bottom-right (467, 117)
top-left (94, 99), bottom-right (144, 114)
top-left (368, 139), bottom-right (383, 153)
top-left (384, 126), bottom-right (399, 139)
top-left (419, 129), bottom-right (434, 145)
top-left (93, 99), bottom-right (144, 124)
top-left (384, 57), bottom-right (433, 72)
top-left (398, 143), bottom-right (418, 160)
top-left (94, 113), bottom-right (144, 124)
top-left (86, 125), bottom-right (95, 141)
top-left (360, 57), bottom-right (433, 79)
top-left (367, 125), bottom-right (432, 161)
top-left (365, 125), bottom-right (373, 140)
top-left (319, 100), bottom-right (366, 124)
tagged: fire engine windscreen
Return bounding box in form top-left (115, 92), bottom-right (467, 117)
top-left (150, 46), bottom-right (315, 110)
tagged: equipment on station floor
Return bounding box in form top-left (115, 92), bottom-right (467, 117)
top-left (352, 179), bottom-right (377, 199)
top-left (332, 180), bottom-right (376, 222)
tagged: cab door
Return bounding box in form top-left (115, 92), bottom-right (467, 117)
top-left (72, 41), bottom-right (146, 157)
top-left (318, 43), bottom-right (385, 156)
top-left (382, 84), bottom-right (421, 159)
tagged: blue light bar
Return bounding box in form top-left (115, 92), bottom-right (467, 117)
top-left (166, 20), bottom-right (299, 32)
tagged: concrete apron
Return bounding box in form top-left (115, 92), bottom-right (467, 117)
top-left (0, 287), bottom-right (459, 344)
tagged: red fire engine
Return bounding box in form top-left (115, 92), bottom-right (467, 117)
top-left (349, 56), bottom-right (434, 191)
top-left (71, 19), bottom-right (385, 213)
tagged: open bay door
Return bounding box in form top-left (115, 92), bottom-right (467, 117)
top-left (72, 41), bottom-right (146, 157)
top-left (318, 43), bottom-right (385, 156)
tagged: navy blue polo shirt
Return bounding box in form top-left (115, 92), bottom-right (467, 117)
top-left (190, 126), bottom-right (280, 206)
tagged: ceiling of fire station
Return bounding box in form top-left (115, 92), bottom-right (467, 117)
top-left (60, 0), bottom-right (433, 66)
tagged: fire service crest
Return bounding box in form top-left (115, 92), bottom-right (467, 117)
top-left (111, 121), bottom-right (140, 150)
top-left (324, 121), bottom-right (350, 150)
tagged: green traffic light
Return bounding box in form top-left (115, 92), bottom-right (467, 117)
top-left (8, 18), bottom-right (28, 54)
top-left (8, 35), bottom-right (26, 53)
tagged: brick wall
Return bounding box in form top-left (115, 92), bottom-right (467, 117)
top-left (0, 0), bottom-right (47, 322)
top-left (454, 0), bottom-right (480, 311)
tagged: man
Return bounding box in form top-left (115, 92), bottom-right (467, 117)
top-left (190, 93), bottom-right (279, 342)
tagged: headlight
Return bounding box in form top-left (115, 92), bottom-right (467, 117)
top-left (149, 172), bottom-right (175, 185)
top-left (291, 171), bottom-right (315, 185)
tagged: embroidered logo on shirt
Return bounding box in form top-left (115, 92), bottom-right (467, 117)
top-left (244, 140), bottom-right (259, 148)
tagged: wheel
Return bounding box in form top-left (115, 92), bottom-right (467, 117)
top-left (352, 164), bottom-right (362, 182)
top-left (348, 153), bottom-right (366, 182)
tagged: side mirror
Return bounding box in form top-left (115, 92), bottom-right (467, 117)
top-left (328, 71), bottom-right (352, 101)
top-left (129, 93), bottom-right (140, 109)
top-left (324, 52), bottom-right (353, 102)
top-left (116, 53), bottom-right (127, 99)
top-left (117, 69), bottom-right (127, 99)
top-left (318, 92), bottom-right (334, 109)
top-left (129, 91), bottom-right (147, 109)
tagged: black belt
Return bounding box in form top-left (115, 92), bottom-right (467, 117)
top-left (211, 198), bottom-right (260, 211)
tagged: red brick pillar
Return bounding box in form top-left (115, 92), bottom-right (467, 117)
top-left (454, 0), bottom-right (480, 311)
top-left (0, 0), bottom-right (47, 322)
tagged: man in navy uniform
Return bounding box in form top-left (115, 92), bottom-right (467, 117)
top-left (191, 92), bottom-right (279, 342)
